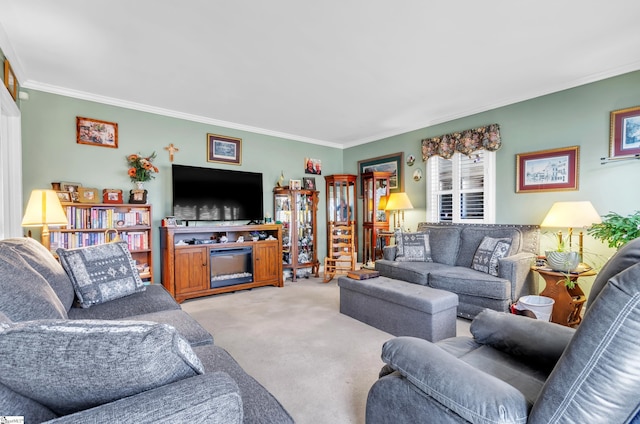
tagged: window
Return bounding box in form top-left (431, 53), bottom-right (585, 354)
top-left (426, 150), bottom-right (495, 223)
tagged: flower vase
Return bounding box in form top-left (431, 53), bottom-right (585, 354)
top-left (135, 181), bottom-right (145, 190)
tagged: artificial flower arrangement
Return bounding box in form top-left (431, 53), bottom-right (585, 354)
top-left (127, 152), bottom-right (159, 182)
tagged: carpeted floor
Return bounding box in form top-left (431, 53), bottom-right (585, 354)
top-left (181, 276), bottom-right (471, 424)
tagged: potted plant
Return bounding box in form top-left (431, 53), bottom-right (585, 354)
top-left (545, 234), bottom-right (580, 273)
top-left (588, 211), bottom-right (640, 249)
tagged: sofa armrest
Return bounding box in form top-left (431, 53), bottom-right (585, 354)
top-left (382, 245), bottom-right (397, 261)
top-left (381, 337), bottom-right (529, 423)
top-left (498, 251), bottom-right (537, 301)
top-left (471, 309), bottom-right (575, 372)
top-left (47, 372), bottom-right (242, 424)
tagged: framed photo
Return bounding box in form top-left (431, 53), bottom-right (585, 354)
top-left (303, 177), bottom-right (316, 190)
top-left (610, 106), bottom-right (640, 159)
top-left (56, 191), bottom-right (72, 202)
top-left (77, 187), bottom-right (99, 203)
top-left (516, 146), bottom-right (579, 193)
top-left (163, 216), bottom-right (177, 227)
top-left (129, 189), bottom-right (147, 204)
top-left (358, 152), bottom-right (404, 196)
top-left (102, 189), bottom-right (123, 204)
top-left (207, 133), bottom-right (242, 165)
top-left (289, 179), bottom-right (302, 190)
top-left (76, 117), bottom-right (118, 148)
top-left (3, 59), bottom-right (17, 101)
top-left (304, 158), bottom-right (322, 175)
top-left (60, 181), bottom-right (82, 202)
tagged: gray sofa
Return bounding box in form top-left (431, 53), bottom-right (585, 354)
top-left (366, 236), bottom-right (640, 423)
top-left (375, 222), bottom-right (540, 318)
top-left (0, 237), bottom-right (293, 423)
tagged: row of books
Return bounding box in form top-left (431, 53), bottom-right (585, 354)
top-left (50, 231), bottom-right (150, 251)
top-left (61, 206), bottom-right (150, 229)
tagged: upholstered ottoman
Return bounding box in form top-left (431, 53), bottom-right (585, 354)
top-left (338, 275), bottom-right (458, 342)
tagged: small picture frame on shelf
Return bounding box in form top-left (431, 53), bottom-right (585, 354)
top-left (56, 191), bottom-right (72, 202)
top-left (77, 187), bottom-right (99, 203)
top-left (289, 179), bottom-right (302, 190)
top-left (303, 177), bottom-right (316, 190)
top-left (60, 181), bottom-right (82, 202)
top-left (162, 216), bottom-right (177, 227)
top-left (129, 189), bottom-right (147, 204)
top-left (102, 189), bottom-right (124, 204)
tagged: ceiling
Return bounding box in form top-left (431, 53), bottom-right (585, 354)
top-left (1, 1), bottom-right (640, 148)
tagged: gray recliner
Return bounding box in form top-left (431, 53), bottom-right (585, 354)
top-left (366, 237), bottom-right (640, 423)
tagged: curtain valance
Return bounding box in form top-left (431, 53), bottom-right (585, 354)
top-left (421, 123), bottom-right (502, 160)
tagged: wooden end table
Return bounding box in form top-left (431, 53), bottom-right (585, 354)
top-left (532, 267), bottom-right (596, 327)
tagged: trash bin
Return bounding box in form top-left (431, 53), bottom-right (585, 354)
top-left (516, 295), bottom-right (555, 321)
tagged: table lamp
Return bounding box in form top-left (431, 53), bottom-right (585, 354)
top-left (21, 189), bottom-right (68, 251)
top-left (385, 192), bottom-right (413, 229)
top-left (540, 201), bottom-right (602, 265)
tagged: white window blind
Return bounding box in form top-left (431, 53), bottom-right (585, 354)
top-left (427, 151), bottom-right (495, 223)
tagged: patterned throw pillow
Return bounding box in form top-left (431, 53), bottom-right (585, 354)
top-left (395, 230), bottom-right (433, 262)
top-left (471, 236), bottom-right (512, 276)
top-left (57, 242), bottom-right (145, 308)
top-left (0, 319), bottom-right (204, 415)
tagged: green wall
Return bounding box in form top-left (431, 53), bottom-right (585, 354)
top-left (20, 70), bottom-right (640, 289)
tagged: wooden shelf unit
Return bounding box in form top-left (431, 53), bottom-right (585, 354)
top-left (159, 224), bottom-right (283, 303)
top-left (49, 203), bottom-right (153, 282)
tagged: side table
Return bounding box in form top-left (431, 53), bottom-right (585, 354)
top-left (532, 267), bottom-right (596, 327)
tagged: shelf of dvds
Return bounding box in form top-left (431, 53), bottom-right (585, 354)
top-left (49, 203), bottom-right (153, 282)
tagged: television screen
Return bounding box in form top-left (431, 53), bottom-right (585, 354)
top-left (172, 164), bottom-right (264, 223)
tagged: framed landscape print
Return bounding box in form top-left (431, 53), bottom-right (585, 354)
top-left (76, 117), bottom-right (118, 148)
top-left (357, 152), bottom-right (404, 196)
top-left (610, 105), bottom-right (640, 159)
top-left (207, 133), bottom-right (242, 165)
top-left (516, 146), bottom-right (579, 193)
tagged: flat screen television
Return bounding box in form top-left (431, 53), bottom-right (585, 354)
top-left (172, 164), bottom-right (264, 223)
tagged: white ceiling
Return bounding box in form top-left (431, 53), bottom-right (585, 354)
top-left (1, 1), bottom-right (640, 148)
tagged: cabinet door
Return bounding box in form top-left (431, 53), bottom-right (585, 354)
top-left (295, 191), bottom-right (315, 264)
top-left (254, 242), bottom-right (280, 283)
top-left (274, 192), bottom-right (292, 265)
top-left (174, 247), bottom-right (209, 295)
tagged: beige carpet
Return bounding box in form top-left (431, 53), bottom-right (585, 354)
top-left (181, 276), bottom-right (471, 424)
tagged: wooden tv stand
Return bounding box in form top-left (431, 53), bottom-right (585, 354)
top-left (160, 224), bottom-right (283, 303)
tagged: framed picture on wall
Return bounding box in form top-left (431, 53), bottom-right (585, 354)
top-left (609, 105), bottom-right (640, 159)
top-left (76, 117), bottom-right (118, 148)
top-left (357, 152), bottom-right (404, 197)
top-left (207, 133), bottom-right (242, 165)
top-left (3, 59), bottom-right (17, 101)
top-left (516, 146), bottom-right (579, 193)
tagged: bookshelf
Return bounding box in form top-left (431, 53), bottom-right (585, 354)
top-left (50, 203), bottom-right (153, 282)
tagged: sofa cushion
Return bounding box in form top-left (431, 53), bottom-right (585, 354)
top-left (1, 237), bottom-right (75, 311)
top-left (125, 309), bottom-right (214, 347)
top-left (375, 260), bottom-right (452, 286)
top-left (394, 230), bottom-right (432, 262)
top-left (67, 284), bottom-right (181, 320)
top-left (587, 236), bottom-right (640, 307)
top-left (419, 226), bottom-right (461, 265)
top-left (57, 241), bottom-right (146, 308)
top-left (0, 245), bottom-right (68, 321)
top-left (456, 227), bottom-right (520, 267)
top-left (0, 382), bottom-right (58, 423)
top-left (0, 319), bottom-right (204, 415)
top-left (429, 266), bottom-right (511, 300)
top-left (471, 236), bottom-right (512, 276)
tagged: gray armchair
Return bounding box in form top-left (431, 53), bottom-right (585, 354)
top-left (366, 237), bottom-right (640, 423)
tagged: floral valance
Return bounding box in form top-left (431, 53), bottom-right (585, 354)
top-left (421, 123), bottom-right (502, 160)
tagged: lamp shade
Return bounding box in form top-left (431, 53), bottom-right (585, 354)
top-left (21, 190), bottom-right (68, 227)
top-left (377, 195), bottom-right (388, 211)
top-left (540, 201), bottom-right (602, 228)
top-left (384, 192), bottom-right (413, 211)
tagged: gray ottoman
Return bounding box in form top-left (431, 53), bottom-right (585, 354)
top-left (338, 275), bottom-right (458, 342)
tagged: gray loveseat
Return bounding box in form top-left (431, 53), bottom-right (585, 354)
top-left (366, 236), bottom-right (640, 423)
top-left (375, 222), bottom-right (540, 318)
top-left (0, 237), bottom-right (293, 423)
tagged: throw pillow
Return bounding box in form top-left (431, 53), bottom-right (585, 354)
top-left (471, 236), bottom-right (511, 276)
top-left (57, 241), bottom-right (146, 308)
top-left (0, 319), bottom-right (204, 415)
top-left (395, 230), bottom-right (433, 262)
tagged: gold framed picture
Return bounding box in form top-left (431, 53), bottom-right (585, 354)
top-left (77, 187), bottom-right (99, 203)
top-left (76, 116), bottom-right (118, 148)
top-left (3, 59), bottom-right (17, 101)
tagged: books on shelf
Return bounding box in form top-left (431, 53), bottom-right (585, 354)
top-left (62, 206), bottom-right (150, 229)
top-left (50, 230), bottom-right (149, 251)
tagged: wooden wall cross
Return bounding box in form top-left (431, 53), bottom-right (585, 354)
top-left (164, 143), bottom-right (179, 162)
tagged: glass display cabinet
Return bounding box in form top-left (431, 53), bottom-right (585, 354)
top-left (362, 171), bottom-right (391, 265)
top-left (273, 187), bottom-right (319, 281)
top-left (324, 174), bottom-right (358, 257)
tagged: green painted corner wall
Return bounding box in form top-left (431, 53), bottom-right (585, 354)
top-left (20, 70), bottom-right (640, 292)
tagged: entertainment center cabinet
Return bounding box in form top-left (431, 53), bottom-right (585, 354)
top-left (160, 224), bottom-right (283, 303)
